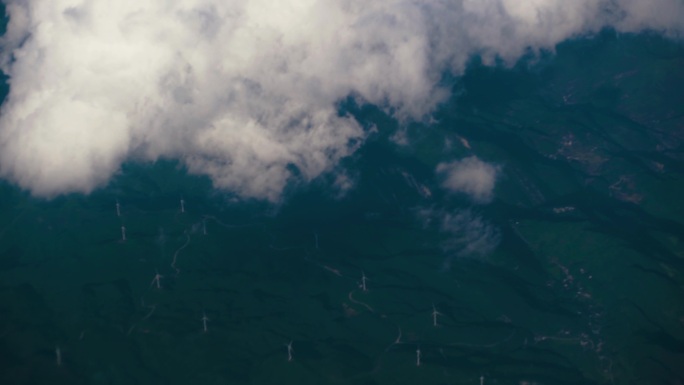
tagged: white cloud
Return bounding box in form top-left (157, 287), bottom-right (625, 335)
top-left (437, 157), bottom-right (500, 203)
top-left (416, 207), bottom-right (500, 269)
top-left (0, 0), bottom-right (681, 200)
top-left (331, 170), bottom-right (357, 198)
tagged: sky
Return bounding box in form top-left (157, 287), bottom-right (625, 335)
top-left (0, 0), bottom-right (682, 201)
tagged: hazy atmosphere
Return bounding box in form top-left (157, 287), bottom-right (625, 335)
top-left (1, 1), bottom-right (683, 384)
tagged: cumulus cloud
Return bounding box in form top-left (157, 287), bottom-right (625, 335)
top-left (0, 0), bottom-right (682, 200)
top-left (437, 156), bottom-right (500, 203)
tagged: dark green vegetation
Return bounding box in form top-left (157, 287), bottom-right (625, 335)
top-left (1, 30), bottom-right (683, 384)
